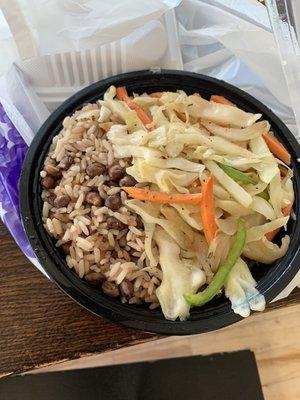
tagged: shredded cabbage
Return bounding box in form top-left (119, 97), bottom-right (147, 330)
top-left (246, 216), bottom-right (289, 242)
top-left (98, 85), bottom-right (294, 320)
top-left (201, 120), bottom-right (270, 141)
top-left (126, 199), bottom-right (193, 251)
top-left (225, 258), bottom-right (266, 317)
top-left (205, 160), bottom-right (253, 208)
top-left (250, 136), bottom-right (279, 183)
top-left (243, 236), bottom-right (290, 264)
top-left (164, 93), bottom-right (261, 127)
top-left (155, 228), bottom-right (206, 321)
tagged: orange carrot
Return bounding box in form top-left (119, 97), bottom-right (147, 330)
top-left (200, 176), bottom-right (217, 244)
top-left (122, 187), bottom-right (202, 205)
top-left (116, 86), bottom-right (131, 103)
top-left (263, 133), bottom-right (291, 165)
top-left (210, 95), bottom-right (236, 107)
top-left (116, 86), bottom-right (152, 126)
top-left (265, 200), bottom-right (294, 241)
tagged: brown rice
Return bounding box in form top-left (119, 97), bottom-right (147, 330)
top-left (41, 102), bottom-right (160, 307)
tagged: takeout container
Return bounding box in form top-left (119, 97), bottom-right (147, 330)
top-left (19, 70), bottom-right (300, 335)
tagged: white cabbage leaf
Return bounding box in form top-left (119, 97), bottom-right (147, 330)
top-left (171, 204), bottom-right (202, 231)
top-left (166, 94), bottom-right (261, 128)
top-left (205, 160), bottom-right (253, 208)
top-left (146, 157), bottom-right (205, 173)
top-left (251, 196), bottom-right (276, 220)
top-left (148, 126), bottom-right (168, 147)
top-left (98, 105), bottom-right (111, 122)
top-left (155, 227), bottom-right (206, 321)
top-left (107, 125), bottom-right (147, 145)
top-left (246, 216), bottom-right (289, 242)
top-left (213, 184), bottom-right (231, 200)
top-left (215, 199), bottom-right (250, 217)
top-left (126, 199), bottom-right (193, 251)
top-left (269, 172), bottom-right (284, 217)
top-left (175, 131), bottom-right (257, 159)
top-left (250, 136), bottom-right (279, 183)
top-left (114, 145), bottom-right (163, 159)
top-left (225, 258), bottom-right (266, 317)
top-left (243, 236), bottom-right (290, 264)
top-left (160, 205), bottom-right (196, 242)
top-left (201, 120), bottom-right (270, 141)
top-left (243, 180), bottom-right (268, 196)
top-left (216, 216), bottom-right (238, 235)
top-left (144, 221), bottom-right (158, 267)
top-left (208, 233), bottom-right (231, 273)
top-left (197, 152), bottom-right (262, 171)
top-left (127, 160), bottom-right (198, 193)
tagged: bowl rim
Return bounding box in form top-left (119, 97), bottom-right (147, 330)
top-left (20, 69), bottom-right (300, 335)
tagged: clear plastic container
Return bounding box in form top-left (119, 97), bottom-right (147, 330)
top-left (266, 0), bottom-right (300, 140)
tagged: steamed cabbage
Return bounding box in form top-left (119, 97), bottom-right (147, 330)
top-left (98, 85), bottom-right (294, 322)
top-left (155, 228), bottom-right (205, 321)
top-left (225, 258), bottom-right (266, 317)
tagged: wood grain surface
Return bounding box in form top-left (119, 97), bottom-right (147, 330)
top-left (0, 221), bottom-right (299, 377)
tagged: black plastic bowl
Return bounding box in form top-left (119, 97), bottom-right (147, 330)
top-left (20, 70), bottom-right (300, 335)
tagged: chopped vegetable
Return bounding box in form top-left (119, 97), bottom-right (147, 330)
top-left (249, 136), bottom-right (279, 183)
top-left (210, 95), bottom-right (236, 106)
top-left (243, 235), bottom-right (290, 264)
top-left (185, 219), bottom-right (247, 307)
top-left (265, 199), bottom-right (293, 241)
top-left (189, 95), bottom-right (261, 127)
top-left (123, 187), bottom-right (202, 204)
top-left (218, 163), bottom-right (257, 185)
top-left (205, 160), bottom-right (253, 208)
top-left (263, 132), bottom-right (291, 165)
top-left (224, 258), bottom-right (266, 317)
top-left (247, 216), bottom-right (289, 242)
top-left (201, 120), bottom-right (270, 142)
top-left (91, 85), bottom-right (295, 320)
top-left (155, 228), bottom-right (206, 320)
top-left (116, 86), bottom-right (152, 126)
top-left (200, 176), bottom-right (217, 244)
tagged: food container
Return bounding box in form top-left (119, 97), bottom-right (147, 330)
top-left (19, 69), bottom-right (300, 335)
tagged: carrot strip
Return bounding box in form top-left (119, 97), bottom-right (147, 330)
top-left (132, 106), bottom-right (152, 126)
top-left (265, 199), bottom-right (294, 241)
top-left (122, 187), bottom-right (202, 205)
top-left (200, 176), bottom-right (217, 244)
top-left (116, 86), bottom-right (152, 126)
top-left (263, 133), bottom-right (291, 165)
top-left (116, 86), bottom-right (130, 103)
top-left (210, 95), bottom-right (236, 107)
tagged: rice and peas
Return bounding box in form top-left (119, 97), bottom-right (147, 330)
top-left (41, 86), bottom-right (294, 321)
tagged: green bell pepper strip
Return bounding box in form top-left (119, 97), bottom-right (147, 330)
top-left (218, 162), bottom-right (257, 185)
top-left (185, 219), bottom-right (247, 307)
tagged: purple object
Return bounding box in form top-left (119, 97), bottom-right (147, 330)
top-left (0, 102), bottom-right (35, 258)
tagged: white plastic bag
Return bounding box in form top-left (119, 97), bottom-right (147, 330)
top-left (177, 0), bottom-right (298, 137)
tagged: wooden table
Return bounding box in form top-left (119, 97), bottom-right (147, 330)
top-left (0, 221), bottom-right (299, 378)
